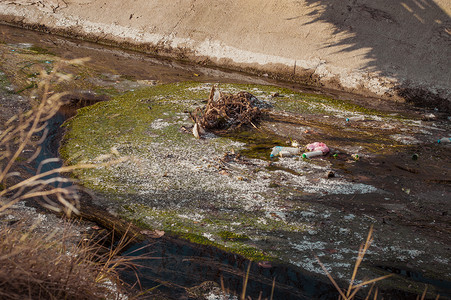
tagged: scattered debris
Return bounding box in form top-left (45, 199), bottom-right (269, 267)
top-left (346, 116), bottom-right (365, 122)
top-left (291, 140), bottom-right (300, 147)
top-left (302, 142), bottom-right (330, 159)
top-left (351, 154), bottom-right (360, 161)
top-left (141, 229), bottom-right (165, 238)
top-left (306, 142), bottom-right (329, 154)
top-left (270, 146), bottom-right (300, 158)
top-left (302, 151), bottom-right (323, 159)
top-left (437, 137), bottom-right (451, 144)
top-left (422, 113), bottom-right (437, 120)
top-left (190, 86), bottom-right (263, 135)
top-left (402, 188), bottom-right (411, 195)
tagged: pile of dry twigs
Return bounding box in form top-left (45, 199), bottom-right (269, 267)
top-left (190, 86), bottom-right (262, 133)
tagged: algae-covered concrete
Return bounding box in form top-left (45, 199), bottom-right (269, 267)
top-left (1, 0), bottom-right (450, 109)
top-left (60, 82), bottom-right (451, 296)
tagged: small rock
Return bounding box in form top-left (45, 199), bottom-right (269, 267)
top-left (219, 170), bottom-right (229, 176)
top-left (422, 113), bottom-right (436, 121)
top-left (325, 171), bottom-right (335, 178)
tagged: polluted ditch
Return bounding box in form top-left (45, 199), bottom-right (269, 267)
top-left (61, 82), bottom-right (450, 299)
top-left (2, 25), bottom-right (450, 299)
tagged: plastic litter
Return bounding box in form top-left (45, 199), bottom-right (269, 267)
top-left (270, 146), bottom-right (300, 158)
top-left (346, 116), bottom-right (365, 122)
top-left (302, 151), bottom-right (323, 159)
top-left (192, 123), bottom-right (206, 139)
top-left (301, 142), bottom-right (329, 159)
top-left (306, 142), bottom-right (329, 154)
top-left (351, 154), bottom-right (360, 161)
top-left (438, 137), bottom-right (451, 144)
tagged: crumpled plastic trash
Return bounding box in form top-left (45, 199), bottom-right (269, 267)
top-left (306, 142), bottom-right (329, 154)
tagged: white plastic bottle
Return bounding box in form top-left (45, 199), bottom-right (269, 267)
top-left (302, 151), bottom-right (324, 159)
top-left (270, 146), bottom-right (300, 158)
top-left (438, 137), bottom-right (451, 144)
top-left (346, 116), bottom-right (365, 122)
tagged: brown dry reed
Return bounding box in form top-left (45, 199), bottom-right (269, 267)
top-left (0, 58), bottom-right (137, 299)
top-left (316, 225), bottom-right (440, 300)
top-left (0, 220), bottom-right (147, 300)
top-left (0, 57), bottom-right (126, 216)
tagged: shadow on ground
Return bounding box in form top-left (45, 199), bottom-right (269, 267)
top-left (302, 0), bottom-right (451, 110)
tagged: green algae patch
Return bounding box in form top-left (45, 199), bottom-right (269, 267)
top-left (0, 70), bottom-right (13, 94)
top-left (28, 45), bottom-right (55, 56)
top-left (218, 230), bottom-right (250, 242)
top-left (60, 81), bottom-right (440, 272)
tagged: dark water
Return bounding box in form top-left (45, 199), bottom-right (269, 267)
top-left (33, 112), bottom-right (66, 182)
top-left (121, 237), bottom-right (339, 300)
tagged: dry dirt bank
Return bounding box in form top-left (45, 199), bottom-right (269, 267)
top-left (1, 0), bottom-right (450, 110)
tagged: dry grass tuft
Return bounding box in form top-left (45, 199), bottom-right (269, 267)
top-left (0, 57), bottom-right (140, 299)
top-left (0, 220), bottom-right (143, 300)
top-left (0, 57), bottom-right (125, 216)
top-left (316, 225), bottom-right (393, 300)
top-left (316, 225), bottom-right (440, 300)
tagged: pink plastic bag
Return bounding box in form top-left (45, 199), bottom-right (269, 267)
top-left (306, 142), bottom-right (329, 154)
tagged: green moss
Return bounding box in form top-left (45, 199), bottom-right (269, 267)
top-left (61, 82), bottom-right (207, 164)
top-left (0, 71), bottom-right (13, 93)
top-left (222, 129), bottom-right (286, 160)
top-left (229, 245), bottom-right (272, 261)
top-left (175, 232), bottom-right (273, 261)
top-left (177, 232), bottom-right (216, 246)
top-left (28, 46), bottom-right (55, 56)
top-left (218, 230), bottom-right (250, 241)
top-left (131, 217), bottom-right (154, 230)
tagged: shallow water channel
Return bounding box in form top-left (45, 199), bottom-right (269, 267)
top-left (1, 25), bottom-right (450, 299)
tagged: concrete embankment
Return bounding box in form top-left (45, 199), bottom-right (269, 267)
top-left (1, 0), bottom-right (450, 110)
